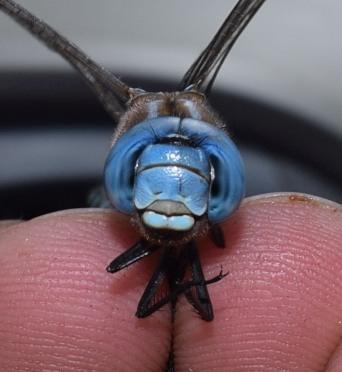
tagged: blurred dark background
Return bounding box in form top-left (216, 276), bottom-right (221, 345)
top-left (0, 1), bottom-right (341, 219)
top-left (0, 72), bottom-right (341, 219)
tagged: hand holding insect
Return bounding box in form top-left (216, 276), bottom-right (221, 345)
top-left (0, 195), bottom-right (341, 370)
top-left (0, 0), bottom-right (261, 321)
top-left (1, 0), bottom-right (341, 370)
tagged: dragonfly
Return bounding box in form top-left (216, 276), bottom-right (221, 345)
top-left (0, 0), bottom-right (266, 321)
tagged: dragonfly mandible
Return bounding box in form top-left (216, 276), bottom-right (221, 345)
top-left (0, 0), bottom-right (266, 321)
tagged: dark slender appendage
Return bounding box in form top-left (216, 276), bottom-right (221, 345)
top-left (136, 249), bottom-right (170, 318)
top-left (180, 0), bottom-right (266, 93)
top-left (184, 242), bottom-right (216, 321)
top-left (106, 240), bottom-right (158, 273)
top-left (210, 224), bottom-right (226, 248)
top-left (136, 243), bottom-right (228, 319)
top-left (0, 0), bottom-right (134, 120)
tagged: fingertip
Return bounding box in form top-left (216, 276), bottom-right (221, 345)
top-left (0, 219), bottom-right (22, 231)
top-left (0, 210), bottom-right (171, 371)
top-left (175, 193), bottom-right (342, 371)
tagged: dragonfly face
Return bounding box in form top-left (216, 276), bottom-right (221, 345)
top-left (0, 0), bottom-right (266, 321)
top-left (104, 91), bottom-right (245, 246)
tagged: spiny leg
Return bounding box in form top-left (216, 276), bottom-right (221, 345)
top-left (136, 247), bottom-right (194, 318)
top-left (210, 224), bottom-right (226, 248)
top-left (106, 240), bottom-right (158, 273)
top-left (185, 241), bottom-right (226, 321)
top-left (136, 248), bottom-right (171, 318)
top-left (144, 266), bottom-right (227, 311)
top-left (136, 242), bottom-right (228, 319)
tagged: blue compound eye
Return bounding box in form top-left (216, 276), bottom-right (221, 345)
top-left (104, 143), bottom-right (140, 214)
top-left (207, 149), bottom-right (245, 223)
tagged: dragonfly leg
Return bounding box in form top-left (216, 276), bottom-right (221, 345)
top-left (136, 247), bottom-right (190, 318)
top-left (185, 242), bottom-right (226, 321)
top-left (210, 224), bottom-right (225, 248)
top-left (135, 243), bottom-right (227, 319)
top-left (136, 249), bottom-right (170, 318)
top-left (106, 240), bottom-right (158, 273)
top-left (159, 265), bottom-right (227, 303)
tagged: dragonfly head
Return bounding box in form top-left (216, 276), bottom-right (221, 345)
top-left (104, 115), bottom-right (245, 246)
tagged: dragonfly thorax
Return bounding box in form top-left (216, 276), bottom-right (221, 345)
top-left (111, 91), bottom-right (225, 145)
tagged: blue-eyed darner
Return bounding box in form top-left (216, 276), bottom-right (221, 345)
top-left (0, 0), bottom-right (266, 321)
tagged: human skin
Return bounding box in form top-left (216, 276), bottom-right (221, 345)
top-left (0, 193), bottom-right (341, 371)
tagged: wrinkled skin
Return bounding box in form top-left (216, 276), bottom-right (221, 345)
top-left (0, 193), bottom-right (341, 371)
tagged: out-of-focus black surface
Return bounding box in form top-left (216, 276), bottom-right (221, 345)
top-left (0, 71), bottom-right (341, 219)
